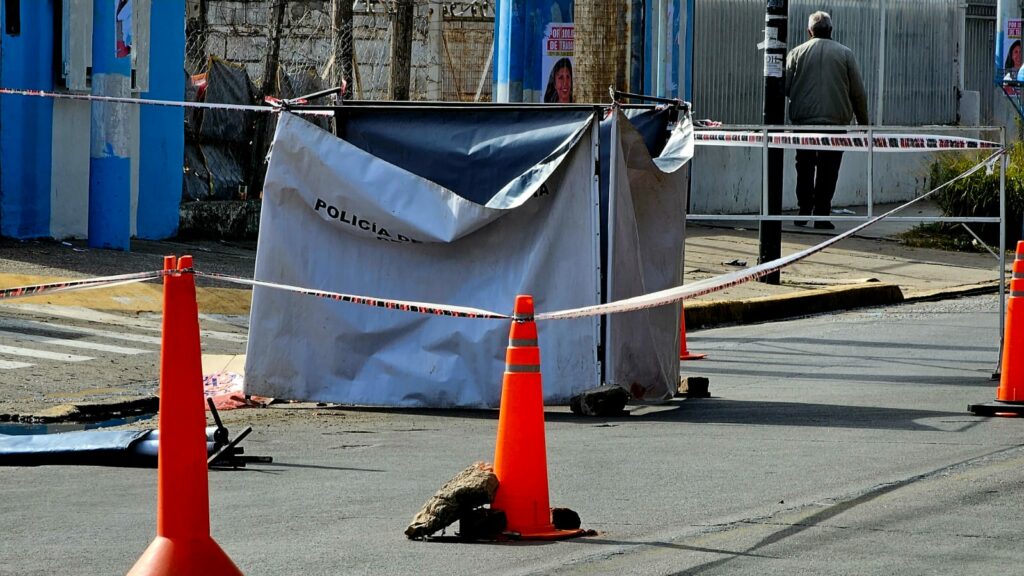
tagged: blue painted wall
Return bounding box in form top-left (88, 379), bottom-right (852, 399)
top-left (137, 0), bottom-right (184, 239)
top-left (684, 0), bottom-right (693, 100)
top-left (496, 0), bottom-right (572, 102)
top-left (0, 1), bottom-right (55, 238)
top-left (643, 0), bottom-right (686, 98)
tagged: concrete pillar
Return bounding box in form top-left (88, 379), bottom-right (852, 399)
top-left (137, 0), bottom-right (184, 239)
top-left (89, 0), bottom-right (133, 250)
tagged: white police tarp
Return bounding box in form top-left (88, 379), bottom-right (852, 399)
top-left (605, 110), bottom-right (692, 401)
top-left (246, 111), bottom-right (602, 407)
top-left (246, 107), bottom-right (693, 407)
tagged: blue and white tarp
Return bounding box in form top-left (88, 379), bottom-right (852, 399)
top-left (245, 107), bottom-right (693, 407)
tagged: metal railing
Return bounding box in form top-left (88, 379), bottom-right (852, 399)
top-left (686, 123), bottom-right (1008, 365)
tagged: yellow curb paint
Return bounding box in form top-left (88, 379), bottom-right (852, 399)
top-left (0, 274), bottom-right (251, 315)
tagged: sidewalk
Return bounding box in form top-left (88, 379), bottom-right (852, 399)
top-left (683, 200), bottom-right (1004, 327)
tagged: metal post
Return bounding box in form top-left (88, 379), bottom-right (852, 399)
top-left (758, 0), bottom-right (787, 285)
top-left (997, 126), bottom-right (1007, 377)
top-left (89, 0), bottom-right (133, 250)
top-left (762, 127), bottom-right (769, 222)
top-left (867, 126), bottom-right (874, 218)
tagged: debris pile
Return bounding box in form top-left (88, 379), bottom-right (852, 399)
top-left (569, 385), bottom-right (631, 417)
top-left (405, 462), bottom-right (503, 540)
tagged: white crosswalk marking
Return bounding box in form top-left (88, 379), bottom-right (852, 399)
top-left (0, 359), bottom-right (33, 369)
top-left (0, 318), bottom-right (163, 346)
top-left (0, 344), bottom-right (93, 362)
top-left (0, 329), bottom-right (150, 355)
top-left (0, 303), bottom-right (247, 343)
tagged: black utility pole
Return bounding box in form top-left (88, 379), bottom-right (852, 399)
top-left (758, 0), bottom-right (787, 284)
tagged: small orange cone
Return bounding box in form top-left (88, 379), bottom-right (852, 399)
top-left (970, 242), bottom-right (1024, 417)
top-left (491, 295), bottom-right (585, 540)
top-left (127, 256), bottom-right (243, 575)
top-left (680, 301), bottom-right (706, 360)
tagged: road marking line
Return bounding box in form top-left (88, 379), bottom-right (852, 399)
top-left (0, 318), bottom-right (163, 346)
top-left (0, 344), bottom-right (93, 362)
top-left (0, 303), bottom-right (248, 343)
top-left (0, 359), bottom-right (33, 369)
top-left (0, 329), bottom-right (151, 355)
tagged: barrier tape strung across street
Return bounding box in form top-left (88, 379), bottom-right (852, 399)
top-left (0, 84), bottom-right (1003, 318)
top-left (185, 147), bottom-right (1002, 321)
top-left (193, 272), bottom-right (511, 319)
top-left (0, 270), bottom-right (167, 302)
top-left (0, 148), bottom-right (1001, 318)
top-left (0, 87), bottom-right (335, 117)
top-left (534, 148), bottom-right (1004, 320)
top-left (695, 130), bottom-right (1001, 152)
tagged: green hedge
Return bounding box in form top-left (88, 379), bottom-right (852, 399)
top-left (929, 142), bottom-right (1023, 244)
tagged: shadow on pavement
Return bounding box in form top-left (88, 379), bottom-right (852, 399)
top-left (556, 398), bottom-right (969, 432)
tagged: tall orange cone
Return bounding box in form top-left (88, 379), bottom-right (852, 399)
top-left (127, 256), bottom-right (243, 575)
top-left (970, 242), bottom-right (1024, 417)
top-left (680, 301), bottom-right (706, 360)
top-left (491, 295), bottom-right (585, 540)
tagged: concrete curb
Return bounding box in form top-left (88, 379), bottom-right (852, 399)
top-left (685, 283), bottom-right (905, 330)
top-left (902, 280), bottom-right (1002, 303)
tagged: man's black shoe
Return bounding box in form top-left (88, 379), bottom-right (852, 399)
top-left (813, 221), bottom-right (835, 230)
top-left (794, 220), bottom-right (808, 227)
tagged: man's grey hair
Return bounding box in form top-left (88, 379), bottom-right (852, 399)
top-left (808, 11), bottom-right (833, 37)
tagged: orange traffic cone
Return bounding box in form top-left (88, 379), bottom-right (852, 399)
top-left (491, 295), bottom-right (585, 540)
top-left (127, 256), bottom-right (243, 575)
top-left (970, 242), bottom-right (1024, 417)
top-left (680, 301), bottom-right (706, 360)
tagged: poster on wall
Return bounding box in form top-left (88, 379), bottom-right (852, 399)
top-left (116, 0), bottom-right (132, 58)
top-left (542, 23), bottom-right (574, 103)
top-left (1004, 19), bottom-right (1022, 77)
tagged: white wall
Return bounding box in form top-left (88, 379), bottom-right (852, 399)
top-left (689, 147), bottom-right (939, 215)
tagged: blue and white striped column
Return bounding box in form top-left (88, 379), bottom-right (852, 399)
top-left (89, 0), bottom-right (133, 250)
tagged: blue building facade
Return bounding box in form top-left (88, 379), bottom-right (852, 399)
top-left (0, 0), bottom-right (184, 243)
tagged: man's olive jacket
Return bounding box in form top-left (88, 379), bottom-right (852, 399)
top-left (785, 37), bottom-right (869, 126)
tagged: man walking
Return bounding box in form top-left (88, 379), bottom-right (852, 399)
top-left (786, 11), bottom-right (868, 229)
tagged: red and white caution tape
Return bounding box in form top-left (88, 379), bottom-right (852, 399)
top-left (695, 130), bottom-right (1000, 152)
top-left (194, 147), bottom-right (1002, 321)
top-left (0, 151), bottom-right (1001, 318)
top-left (534, 147), bottom-right (1004, 320)
top-left (194, 272), bottom-right (510, 320)
top-left (0, 87), bottom-right (334, 117)
top-left (0, 270), bottom-right (166, 302)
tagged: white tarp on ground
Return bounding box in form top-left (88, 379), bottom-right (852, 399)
top-left (245, 111), bottom-right (601, 407)
top-left (245, 107), bottom-right (694, 408)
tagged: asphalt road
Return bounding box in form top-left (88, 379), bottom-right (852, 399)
top-left (2, 294), bottom-right (1022, 575)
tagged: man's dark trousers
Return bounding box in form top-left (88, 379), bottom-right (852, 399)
top-left (795, 149), bottom-right (844, 216)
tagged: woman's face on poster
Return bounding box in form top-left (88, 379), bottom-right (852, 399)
top-left (555, 66), bottom-right (572, 103)
top-left (1014, 44), bottom-right (1022, 68)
